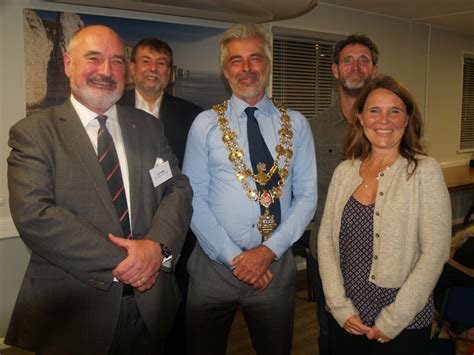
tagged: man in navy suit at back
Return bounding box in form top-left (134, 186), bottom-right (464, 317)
top-left (118, 37), bottom-right (202, 355)
top-left (118, 37), bottom-right (202, 168)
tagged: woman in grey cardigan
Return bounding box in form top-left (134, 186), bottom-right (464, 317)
top-left (317, 75), bottom-right (451, 355)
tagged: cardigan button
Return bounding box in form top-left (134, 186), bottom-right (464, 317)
top-left (375, 211), bottom-right (380, 216)
top-left (375, 233), bottom-right (380, 238)
top-left (379, 191), bottom-right (384, 196)
top-left (374, 255), bottom-right (378, 260)
top-left (380, 172), bottom-right (385, 177)
top-left (371, 275), bottom-right (376, 280)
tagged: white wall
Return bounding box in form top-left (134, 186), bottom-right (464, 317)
top-left (425, 27), bottom-right (474, 163)
top-left (1, 0), bottom-right (473, 342)
top-left (0, 238), bottom-right (30, 340)
top-left (274, 3), bottom-right (474, 165)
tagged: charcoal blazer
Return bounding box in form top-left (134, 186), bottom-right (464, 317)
top-left (5, 100), bottom-right (193, 354)
top-left (118, 90), bottom-right (202, 168)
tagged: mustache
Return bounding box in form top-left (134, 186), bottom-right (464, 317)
top-left (236, 71), bottom-right (259, 82)
top-left (88, 74), bottom-right (117, 88)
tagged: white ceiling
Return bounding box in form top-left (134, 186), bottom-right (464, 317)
top-left (45, 0), bottom-right (474, 34)
top-left (320, 0), bottom-right (474, 34)
top-left (45, 0), bottom-right (318, 23)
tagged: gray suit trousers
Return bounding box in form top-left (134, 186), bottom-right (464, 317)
top-left (186, 245), bottom-right (297, 355)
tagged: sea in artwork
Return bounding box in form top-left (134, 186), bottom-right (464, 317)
top-left (173, 71), bottom-right (231, 110)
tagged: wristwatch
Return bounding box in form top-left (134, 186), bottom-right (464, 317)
top-left (159, 243), bottom-right (172, 272)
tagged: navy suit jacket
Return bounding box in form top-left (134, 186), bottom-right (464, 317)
top-left (118, 90), bottom-right (202, 168)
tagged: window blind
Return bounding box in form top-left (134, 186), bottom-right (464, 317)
top-left (460, 55), bottom-right (474, 150)
top-left (272, 33), bottom-right (338, 119)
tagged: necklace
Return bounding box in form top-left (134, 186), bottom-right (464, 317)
top-left (360, 160), bottom-right (394, 188)
top-left (213, 99), bottom-right (293, 241)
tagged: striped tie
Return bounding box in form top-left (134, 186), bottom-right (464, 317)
top-left (97, 116), bottom-right (131, 238)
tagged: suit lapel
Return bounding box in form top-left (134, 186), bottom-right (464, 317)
top-left (159, 93), bottom-right (170, 124)
top-left (58, 101), bottom-right (120, 228)
top-left (117, 106), bottom-right (142, 231)
top-left (117, 89), bottom-right (136, 107)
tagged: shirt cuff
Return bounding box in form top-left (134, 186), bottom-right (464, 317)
top-left (263, 233), bottom-right (290, 260)
top-left (220, 243), bottom-right (244, 268)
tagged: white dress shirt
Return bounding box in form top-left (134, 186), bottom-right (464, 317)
top-left (135, 89), bottom-right (163, 118)
top-left (70, 95), bottom-right (132, 231)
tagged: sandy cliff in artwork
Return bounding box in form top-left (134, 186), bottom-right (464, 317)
top-left (43, 12), bottom-right (84, 109)
top-left (23, 9), bottom-right (84, 113)
top-left (23, 9), bottom-right (53, 109)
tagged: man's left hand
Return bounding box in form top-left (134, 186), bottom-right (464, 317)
top-left (230, 245), bottom-right (275, 285)
top-left (109, 234), bottom-right (163, 292)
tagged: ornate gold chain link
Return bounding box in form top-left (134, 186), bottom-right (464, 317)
top-left (213, 99), bottom-right (293, 240)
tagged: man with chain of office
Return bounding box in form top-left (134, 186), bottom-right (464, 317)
top-left (182, 23), bottom-right (317, 354)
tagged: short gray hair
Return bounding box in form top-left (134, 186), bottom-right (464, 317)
top-left (219, 23), bottom-right (272, 68)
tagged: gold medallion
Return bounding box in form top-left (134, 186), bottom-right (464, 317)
top-left (258, 209), bottom-right (276, 241)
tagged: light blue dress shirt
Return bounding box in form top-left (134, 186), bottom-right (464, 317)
top-left (183, 95), bottom-right (317, 267)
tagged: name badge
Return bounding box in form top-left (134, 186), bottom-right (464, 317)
top-left (149, 159), bottom-right (172, 187)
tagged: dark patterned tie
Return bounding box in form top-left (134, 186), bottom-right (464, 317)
top-left (97, 116), bottom-right (131, 238)
top-left (245, 107), bottom-right (281, 227)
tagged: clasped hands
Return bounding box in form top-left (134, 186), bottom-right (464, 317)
top-left (229, 245), bottom-right (275, 291)
top-left (343, 315), bottom-right (391, 343)
top-left (109, 234), bottom-right (164, 292)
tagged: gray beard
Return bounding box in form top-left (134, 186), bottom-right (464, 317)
top-left (341, 77), bottom-right (367, 97)
top-left (341, 85), bottom-right (364, 97)
top-left (72, 85), bottom-right (121, 112)
top-left (137, 81), bottom-right (167, 96)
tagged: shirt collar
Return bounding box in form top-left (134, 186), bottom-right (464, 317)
top-left (70, 94), bottom-right (117, 128)
top-left (135, 89), bottom-right (162, 118)
top-left (229, 94), bottom-right (273, 119)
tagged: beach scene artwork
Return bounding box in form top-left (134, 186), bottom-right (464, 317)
top-left (23, 9), bottom-right (230, 114)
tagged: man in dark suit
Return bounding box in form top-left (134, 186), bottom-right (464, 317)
top-left (5, 25), bottom-right (192, 355)
top-left (117, 37), bottom-right (202, 167)
top-left (119, 37), bottom-right (202, 354)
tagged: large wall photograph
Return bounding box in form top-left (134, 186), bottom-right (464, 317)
top-left (23, 9), bottom-right (230, 114)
